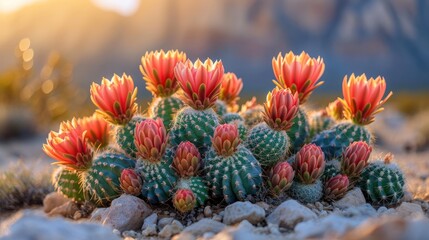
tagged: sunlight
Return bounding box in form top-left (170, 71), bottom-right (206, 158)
top-left (0, 0), bottom-right (41, 13)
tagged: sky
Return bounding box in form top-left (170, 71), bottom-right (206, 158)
top-left (0, 0), bottom-right (140, 15)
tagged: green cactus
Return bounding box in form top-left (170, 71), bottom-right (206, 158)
top-left (151, 96), bottom-right (184, 131)
top-left (82, 152), bottom-right (135, 206)
top-left (245, 122), bottom-right (289, 166)
top-left (321, 161), bottom-right (341, 182)
top-left (288, 180), bottom-right (323, 203)
top-left (136, 148), bottom-right (178, 204)
top-left (240, 106), bottom-right (264, 129)
top-left (115, 115), bottom-right (146, 157)
top-left (214, 100), bottom-right (228, 117)
top-left (53, 167), bottom-right (86, 202)
top-left (358, 159), bottom-right (405, 206)
top-left (288, 108), bottom-right (310, 153)
top-left (222, 113), bottom-right (243, 124)
top-left (308, 111), bottom-right (335, 139)
top-left (205, 145), bottom-right (263, 203)
top-left (169, 107), bottom-right (219, 150)
top-left (311, 122), bottom-right (371, 160)
top-left (176, 177), bottom-right (208, 206)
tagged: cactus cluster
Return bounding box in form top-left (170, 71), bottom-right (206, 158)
top-left (43, 49), bottom-right (404, 214)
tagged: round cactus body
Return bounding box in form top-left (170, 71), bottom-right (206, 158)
top-left (82, 152), bottom-right (135, 206)
top-left (322, 161), bottom-right (341, 183)
top-left (151, 96), bottom-right (184, 131)
top-left (53, 167), bottom-right (86, 202)
top-left (245, 122), bottom-right (289, 167)
top-left (205, 145), bottom-right (263, 204)
top-left (308, 111), bottom-right (335, 139)
top-left (241, 106), bottom-right (264, 129)
top-left (136, 148), bottom-right (178, 204)
top-left (288, 180), bottom-right (323, 204)
top-left (311, 122), bottom-right (371, 160)
top-left (176, 177), bottom-right (209, 206)
top-left (115, 115), bottom-right (146, 157)
top-left (358, 161), bottom-right (405, 206)
top-left (288, 107), bottom-right (310, 153)
top-left (214, 100), bottom-right (228, 117)
top-left (222, 113), bottom-right (243, 124)
top-left (169, 107), bottom-right (219, 151)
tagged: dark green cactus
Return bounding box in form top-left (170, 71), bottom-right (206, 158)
top-left (115, 115), bottom-right (146, 157)
top-left (169, 107), bottom-right (219, 150)
top-left (214, 100), bottom-right (228, 117)
top-left (222, 113), bottom-right (243, 123)
top-left (151, 96), bottom-right (184, 131)
top-left (358, 159), bottom-right (405, 206)
top-left (82, 152), bottom-right (135, 206)
top-left (288, 180), bottom-right (323, 204)
top-left (308, 111), bottom-right (335, 139)
top-left (245, 122), bottom-right (289, 166)
top-left (240, 106), bottom-right (264, 129)
top-left (322, 161), bottom-right (341, 183)
top-left (176, 177), bottom-right (208, 206)
top-left (288, 107), bottom-right (310, 153)
top-left (311, 122), bottom-right (371, 160)
top-left (205, 145), bottom-right (263, 204)
top-left (53, 167), bottom-right (86, 202)
top-left (136, 148), bottom-right (178, 204)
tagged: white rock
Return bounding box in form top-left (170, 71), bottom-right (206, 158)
top-left (204, 206), bottom-right (213, 217)
top-left (142, 213), bottom-right (158, 230)
top-left (342, 204), bottom-right (377, 217)
top-left (141, 224), bottom-right (157, 237)
top-left (158, 220), bottom-right (184, 238)
top-left (0, 210), bottom-right (119, 240)
top-left (213, 220), bottom-right (283, 240)
top-left (294, 214), bottom-right (366, 239)
top-left (181, 218), bottom-right (226, 237)
top-left (396, 202), bottom-right (425, 218)
top-left (43, 192), bottom-right (70, 213)
top-left (333, 188), bottom-right (366, 209)
top-left (89, 195), bottom-right (152, 232)
top-left (158, 217), bottom-right (174, 230)
top-left (223, 201), bottom-right (265, 225)
top-left (266, 199), bottom-right (317, 228)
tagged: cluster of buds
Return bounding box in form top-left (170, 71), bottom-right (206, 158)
top-left (294, 144), bottom-right (325, 184)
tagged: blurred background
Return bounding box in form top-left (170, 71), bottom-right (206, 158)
top-left (0, 0), bottom-right (429, 168)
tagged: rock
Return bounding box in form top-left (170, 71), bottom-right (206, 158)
top-left (43, 192), bottom-right (70, 213)
top-left (159, 220), bottom-right (184, 238)
top-left (396, 202), bottom-right (425, 218)
top-left (158, 217), bottom-right (174, 230)
top-left (142, 213), bottom-right (158, 230)
top-left (112, 229), bottom-right (121, 237)
top-left (204, 206), bottom-right (213, 217)
top-left (47, 201), bottom-right (80, 218)
top-left (141, 224), bottom-right (157, 237)
top-left (122, 230), bottom-right (141, 238)
top-left (294, 214), bottom-right (366, 239)
top-left (343, 216), bottom-right (429, 240)
top-left (89, 195), bottom-right (152, 232)
top-left (266, 199), bottom-right (317, 228)
top-left (172, 232), bottom-right (196, 240)
top-left (213, 220), bottom-right (283, 240)
top-left (212, 214), bottom-right (222, 222)
top-left (0, 210), bottom-right (119, 240)
top-left (342, 204), bottom-right (377, 217)
top-left (333, 188), bottom-right (366, 209)
top-left (255, 201), bottom-right (270, 211)
top-left (223, 201), bottom-right (265, 225)
top-left (181, 218), bottom-right (226, 237)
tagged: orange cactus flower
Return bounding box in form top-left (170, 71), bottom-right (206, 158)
top-left (339, 74), bottom-right (392, 125)
top-left (134, 118), bottom-right (168, 162)
top-left (220, 72), bottom-right (243, 105)
top-left (272, 51), bottom-right (325, 104)
top-left (174, 58), bottom-right (224, 110)
top-left (90, 73), bottom-right (138, 125)
top-left (43, 123), bottom-right (93, 171)
top-left (140, 50), bottom-right (187, 97)
top-left (212, 124), bottom-right (241, 156)
top-left (326, 99), bottom-right (345, 121)
top-left (173, 141), bottom-right (201, 177)
top-left (173, 188), bottom-right (197, 213)
top-left (263, 88), bottom-right (300, 131)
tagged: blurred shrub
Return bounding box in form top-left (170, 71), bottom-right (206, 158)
top-left (0, 105), bottom-right (37, 141)
top-left (0, 161), bottom-right (53, 211)
top-left (0, 38), bottom-right (86, 140)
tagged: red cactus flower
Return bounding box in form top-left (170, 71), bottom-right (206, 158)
top-left (339, 74), bottom-right (393, 125)
top-left (326, 99), bottom-right (345, 121)
top-left (174, 58), bottom-right (224, 110)
top-left (272, 51), bottom-right (325, 104)
top-left (43, 122), bottom-right (93, 171)
top-left (90, 73), bottom-right (138, 125)
top-left (212, 124), bottom-right (241, 156)
top-left (341, 141), bottom-right (372, 178)
top-left (240, 97), bottom-right (259, 112)
top-left (134, 118), bottom-right (168, 162)
top-left (173, 141), bottom-right (201, 177)
top-left (220, 72), bottom-right (243, 106)
top-left (324, 174), bottom-right (349, 200)
top-left (269, 162), bottom-right (295, 196)
top-left (263, 88), bottom-right (300, 131)
top-left (120, 169), bottom-right (143, 196)
top-left (173, 188), bottom-right (197, 213)
top-left (72, 115), bottom-right (110, 149)
top-left (140, 50), bottom-right (187, 97)
top-left (294, 144), bottom-right (325, 184)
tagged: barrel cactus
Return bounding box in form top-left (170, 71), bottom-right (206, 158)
top-left (52, 167), bottom-right (86, 202)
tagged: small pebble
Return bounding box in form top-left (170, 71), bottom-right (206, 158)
top-left (202, 232), bottom-right (215, 239)
top-left (112, 229), bottom-right (121, 237)
top-left (315, 202), bottom-right (324, 211)
top-left (196, 214), bottom-right (204, 221)
top-left (204, 206), bottom-right (213, 217)
top-left (212, 214), bottom-right (222, 222)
